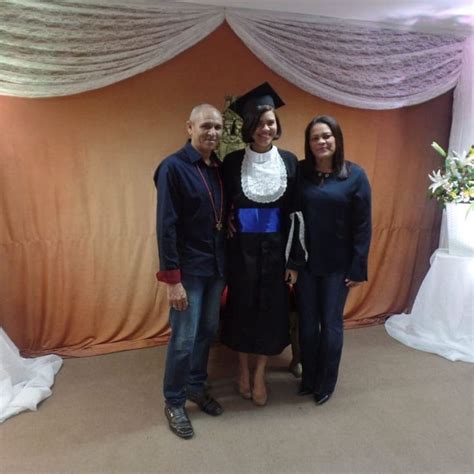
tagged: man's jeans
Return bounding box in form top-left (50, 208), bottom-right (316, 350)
top-left (163, 274), bottom-right (225, 407)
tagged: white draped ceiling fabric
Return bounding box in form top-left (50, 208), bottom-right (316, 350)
top-left (0, 0), bottom-right (468, 110)
top-left (0, 1), bottom-right (225, 97)
top-left (225, 10), bottom-right (466, 110)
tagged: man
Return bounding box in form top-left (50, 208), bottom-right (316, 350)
top-left (154, 104), bottom-right (226, 439)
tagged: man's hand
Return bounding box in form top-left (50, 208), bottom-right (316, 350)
top-left (167, 282), bottom-right (188, 311)
top-left (285, 269), bottom-right (298, 285)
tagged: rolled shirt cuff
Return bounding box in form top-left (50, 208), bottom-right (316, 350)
top-left (156, 269), bottom-right (181, 284)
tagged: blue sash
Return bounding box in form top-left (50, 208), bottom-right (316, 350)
top-left (236, 208), bottom-right (281, 233)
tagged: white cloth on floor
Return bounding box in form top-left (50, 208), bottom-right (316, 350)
top-left (385, 249), bottom-right (474, 363)
top-left (0, 328), bottom-right (63, 423)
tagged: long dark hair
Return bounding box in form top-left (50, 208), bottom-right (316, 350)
top-left (241, 105), bottom-right (282, 144)
top-left (302, 115), bottom-right (348, 180)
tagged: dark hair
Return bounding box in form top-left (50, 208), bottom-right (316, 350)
top-left (241, 105), bottom-right (282, 144)
top-left (302, 115), bottom-right (348, 181)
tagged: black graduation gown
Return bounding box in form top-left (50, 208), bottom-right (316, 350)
top-left (221, 148), bottom-right (306, 355)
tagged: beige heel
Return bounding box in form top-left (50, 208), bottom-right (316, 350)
top-left (252, 385), bottom-right (268, 406)
top-left (236, 381), bottom-right (252, 400)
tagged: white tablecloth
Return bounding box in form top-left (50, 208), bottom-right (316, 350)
top-left (385, 249), bottom-right (474, 363)
top-left (0, 328), bottom-right (63, 423)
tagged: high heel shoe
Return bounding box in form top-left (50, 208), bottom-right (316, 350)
top-left (236, 380), bottom-right (252, 400)
top-left (252, 385), bottom-right (268, 406)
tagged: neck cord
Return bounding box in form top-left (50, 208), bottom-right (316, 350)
top-left (195, 162), bottom-right (223, 231)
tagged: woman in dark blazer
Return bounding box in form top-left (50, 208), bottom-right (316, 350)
top-left (296, 115), bottom-right (371, 405)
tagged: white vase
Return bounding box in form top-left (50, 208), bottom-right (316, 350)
top-left (446, 202), bottom-right (474, 257)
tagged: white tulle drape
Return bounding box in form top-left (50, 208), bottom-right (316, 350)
top-left (438, 35), bottom-right (473, 248)
top-left (225, 9), bottom-right (466, 109)
top-left (0, 1), bottom-right (468, 110)
top-left (0, 328), bottom-right (63, 423)
top-left (0, 0), bottom-right (224, 97)
top-left (448, 36), bottom-right (473, 156)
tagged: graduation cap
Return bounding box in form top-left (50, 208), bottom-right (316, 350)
top-left (229, 82), bottom-right (285, 119)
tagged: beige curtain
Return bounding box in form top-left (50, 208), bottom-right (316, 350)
top-left (0, 25), bottom-right (448, 356)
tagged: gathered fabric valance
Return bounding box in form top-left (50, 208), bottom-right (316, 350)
top-left (225, 9), bottom-right (466, 109)
top-left (0, 0), bottom-right (468, 110)
top-left (0, 1), bottom-right (224, 97)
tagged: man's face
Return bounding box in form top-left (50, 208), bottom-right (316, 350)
top-left (187, 108), bottom-right (223, 157)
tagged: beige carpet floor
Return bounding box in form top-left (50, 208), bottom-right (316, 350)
top-left (1, 325), bottom-right (473, 474)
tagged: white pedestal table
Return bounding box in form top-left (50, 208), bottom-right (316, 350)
top-left (385, 249), bottom-right (474, 363)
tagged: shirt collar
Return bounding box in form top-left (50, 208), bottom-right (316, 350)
top-left (184, 140), bottom-right (220, 167)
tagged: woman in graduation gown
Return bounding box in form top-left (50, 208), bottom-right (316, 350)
top-left (296, 115), bottom-right (372, 405)
top-left (221, 83), bottom-right (307, 406)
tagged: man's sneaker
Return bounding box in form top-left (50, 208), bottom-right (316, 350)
top-left (164, 405), bottom-right (194, 439)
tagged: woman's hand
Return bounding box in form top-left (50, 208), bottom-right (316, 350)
top-left (345, 279), bottom-right (363, 288)
top-left (227, 211), bottom-right (237, 238)
top-left (285, 269), bottom-right (298, 285)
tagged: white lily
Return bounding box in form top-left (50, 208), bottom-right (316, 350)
top-left (428, 142), bottom-right (474, 204)
top-left (428, 169), bottom-right (448, 192)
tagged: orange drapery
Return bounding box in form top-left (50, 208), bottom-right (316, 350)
top-left (0, 25), bottom-right (448, 356)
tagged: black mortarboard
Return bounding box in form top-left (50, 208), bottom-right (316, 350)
top-left (229, 82), bottom-right (285, 119)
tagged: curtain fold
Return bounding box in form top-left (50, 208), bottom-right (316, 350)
top-left (0, 0), bottom-right (224, 97)
top-left (225, 9), bottom-right (466, 109)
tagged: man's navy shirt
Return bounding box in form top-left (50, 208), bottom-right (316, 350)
top-left (154, 141), bottom-right (225, 283)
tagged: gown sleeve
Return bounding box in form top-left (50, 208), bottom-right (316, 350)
top-left (284, 154), bottom-right (308, 270)
top-left (347, 168), bottom-right (372, 281)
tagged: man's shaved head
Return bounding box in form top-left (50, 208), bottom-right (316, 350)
top-left (186, 104), bottom-right (223, 161)
top-left (189, 104), bottom-right (221, 123)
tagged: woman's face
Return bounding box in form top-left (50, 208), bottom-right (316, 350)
top-left (251, 110), bottom-right (278, 152)
top-left (309, 122), bottom-right (336, 161)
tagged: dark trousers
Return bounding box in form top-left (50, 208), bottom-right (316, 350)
top-left (296, 269), bottom-right (349, 394)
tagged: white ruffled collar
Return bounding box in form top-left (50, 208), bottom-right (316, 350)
top-left (241, 145), bottom-right (287, 203)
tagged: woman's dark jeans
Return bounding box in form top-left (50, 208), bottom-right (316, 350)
top-left (296, 269), bottom-right (349, 395)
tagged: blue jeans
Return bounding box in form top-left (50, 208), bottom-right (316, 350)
top-left (163, 274), bottom-right (225, 407)
top-left (296, 269), bottom-right (349, 395)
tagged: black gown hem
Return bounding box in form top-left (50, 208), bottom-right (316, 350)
top-left (220, 339), bottom-right (290, 357)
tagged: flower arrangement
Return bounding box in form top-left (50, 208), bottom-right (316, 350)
top-left (428, 142), bottom-right (474, 205)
